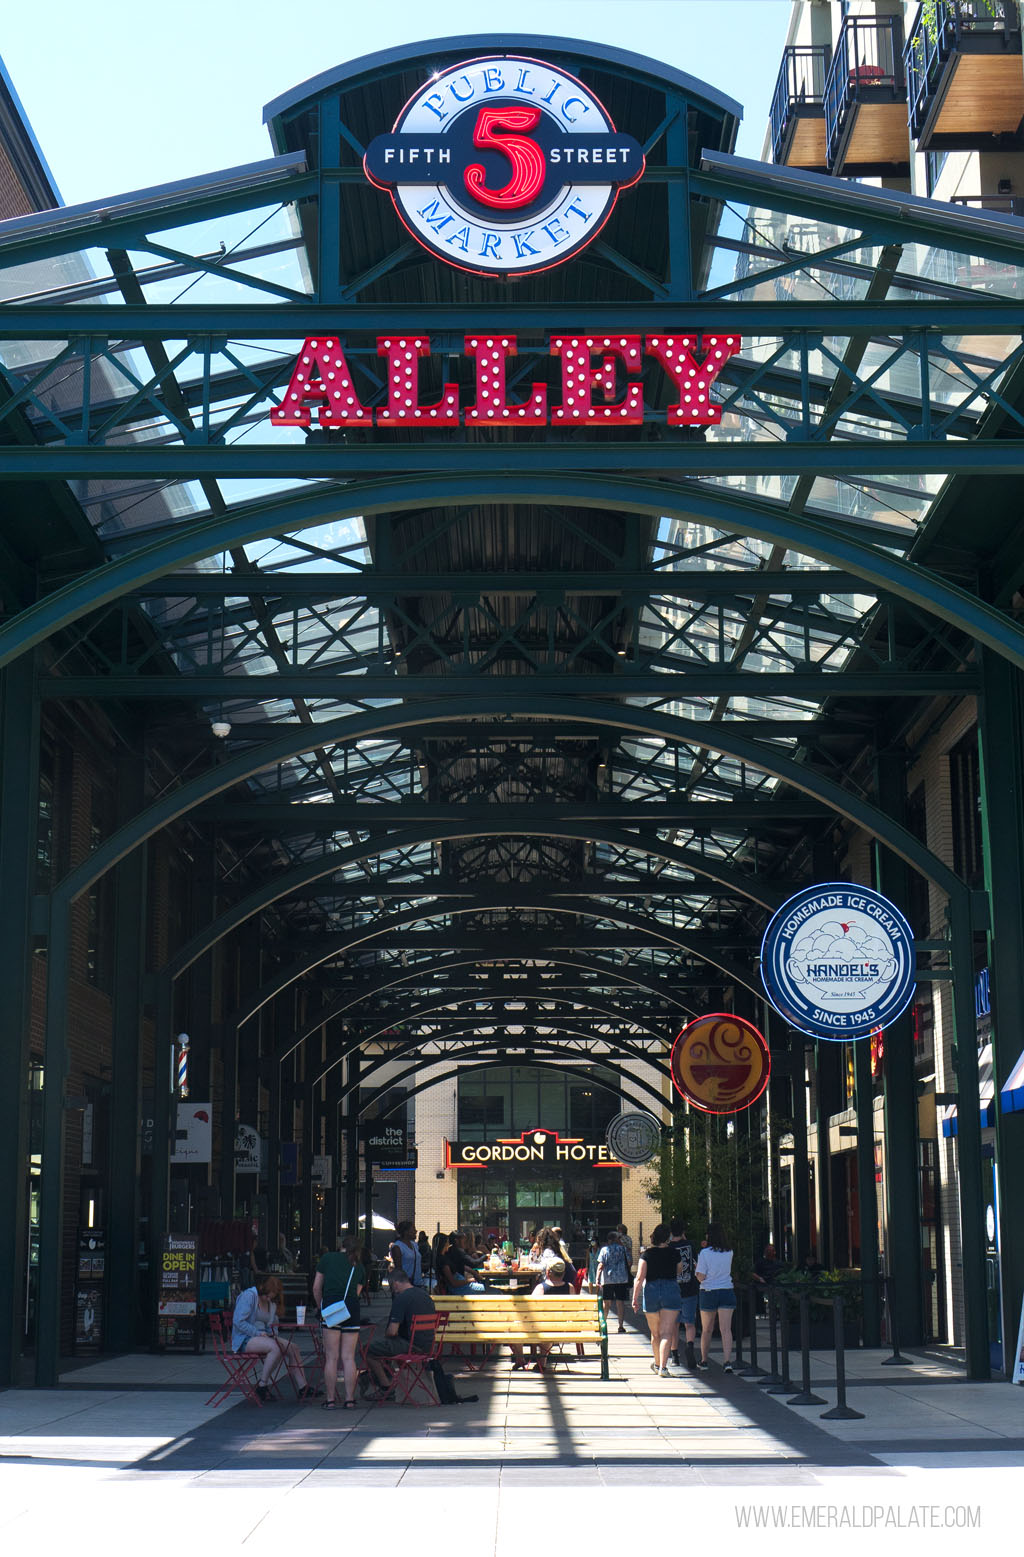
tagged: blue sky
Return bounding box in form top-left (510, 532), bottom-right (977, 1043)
top-left (1, 0), bottom-right (791, 205)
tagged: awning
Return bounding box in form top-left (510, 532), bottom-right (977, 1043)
top-left (941, 1044), bottom-right (995, 1138)
top-left (1000, 1047), bottom-right (1024, 1116)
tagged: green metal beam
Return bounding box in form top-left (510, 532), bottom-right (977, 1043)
top-left (2, 474), bottom-right (1019, 679)
top-left (45, 672), bottom-right (972, 699)
top-left (4, 442), bottom-right (1024, 479)
top-left (47, 696), bottom-right (968, 908)
top-left (199, 800), bottom-right (828, 829)
top-left (161, 824), bottom-right (782, 985)
top-left (4, 302), bottom-right (1024, 333)
top-left (133, 569), bottom-right (866, 601)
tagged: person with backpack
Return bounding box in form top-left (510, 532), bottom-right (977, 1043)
top-left (668, 1218), bottom-right (700, 1370)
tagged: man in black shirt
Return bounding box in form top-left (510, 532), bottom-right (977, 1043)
top-left (364, 1268), bottom-right (436, 1391)
top-left (668, 1218), bottom-right (700, 1370)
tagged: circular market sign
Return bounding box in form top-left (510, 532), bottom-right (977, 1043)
top-left (760, 882), bottom-right (916, 1041)
top-left (606, 1111), bottom-right (661, 1165)
top-left (670, 1014), bottom-right (770, 1115)
top-left (364, 55), bottom-right (645, 276)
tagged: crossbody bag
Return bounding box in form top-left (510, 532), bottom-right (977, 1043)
top-left (321, 1264), bottom-right (355, 1329)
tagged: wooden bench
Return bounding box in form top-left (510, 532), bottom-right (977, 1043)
top-left (436, 1294), bottom-right (609, 1380)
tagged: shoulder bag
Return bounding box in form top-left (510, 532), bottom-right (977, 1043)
top-left (321, 1264), bottom-right (355, 1329)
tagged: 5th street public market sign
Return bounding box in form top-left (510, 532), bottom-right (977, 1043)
top-left (363, 54), bottom-right (645, 276)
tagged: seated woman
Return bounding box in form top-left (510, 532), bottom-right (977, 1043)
top-left (231, 1275), bottom-right (315, 1401)
top-left (510, 1258), bottom-right (573, 1372)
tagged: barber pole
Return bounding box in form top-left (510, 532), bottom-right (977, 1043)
top-left (176, 1034), bottom-right (189, 1100)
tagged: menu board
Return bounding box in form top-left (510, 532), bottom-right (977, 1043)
top-left (74, 1230), bottom-right (105, 1351)
top-left (157, 1233), bottom-right (199, 1350)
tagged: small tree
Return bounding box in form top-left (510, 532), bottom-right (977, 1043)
top-left (642, 1109), bottom-right (767, 1280)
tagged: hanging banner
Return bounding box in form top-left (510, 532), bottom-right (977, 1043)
top-left (760, 883), bottom-right (916, 1041)
top-left (234, 1123), bottom-right (261, 1174)
top-left (670, 1014), bottom-right (770, 1115)
top-left (171, 1102), bottom-right (212, 1164)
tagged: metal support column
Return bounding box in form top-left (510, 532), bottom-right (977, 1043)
top-left (874, 749), bottom-right (924, 1348)
top-left (149, 977), bottom-right (172, 1347)
top-left (105, 745), bottom-right (146, 1351)
top-left (344, 1048), bottom-right (360, 1236)
top-left (978, 648), bottom-right (1024, 1378)
top-left (854, 1034), bottom-right (881, 1348)
top-left (949, 886), bottom-right (991, 1378)
top-left (37, 899), bottom-right (70, 1385)
top-left (0, 653), bottom-right (40, 1385)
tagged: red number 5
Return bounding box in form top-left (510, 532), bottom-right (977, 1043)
top-left (464, 106), bottom-right (545, 210)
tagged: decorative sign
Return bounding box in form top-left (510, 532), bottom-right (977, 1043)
top-left (234, 1123), bottom-right (261, 1175)
top-left (171, 1102), bottom-right (212, 1164)
top-left (271, 330), bottom-right (740, 431)
top-left (445, 1126), bottom-right (622, 1168)
top-left (760, 883), bottom-right (916, 1041)
top-left (157, 1233), bottom-right (198, 1351)
top-left (606, 1110), bottom-right (661, 1165)
top-left (311, 1153), bottom-right (334, 1188)
top-left (361, 1122), bottom-right (409, 1161)
top-left (670, 1014), bottom-right (771, 1115)
top-left (363, 55), bottom-right (645, 276)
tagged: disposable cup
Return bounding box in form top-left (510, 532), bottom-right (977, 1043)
top-left (296, 1305), bottom-right (306, 1326)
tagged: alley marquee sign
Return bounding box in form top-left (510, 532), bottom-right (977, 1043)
top-left (272, 331), bottom-right (741, 430)
top-left (363, 54), bottom-right (645, 276)
top-left (445, 1126), bottom-right (623, 1168)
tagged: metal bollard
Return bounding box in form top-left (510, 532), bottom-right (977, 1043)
top-left (821, 1295), bottom-right (865, 1420)
top-left (759, 1285), bottom-right (783, 1387)
top-left (736, 1284), bottom-right (762, 1377)
top-left (881, 1275), bottom-right (908, 1366)
top-left (787, 1292), bottom-right (826, 1405)
top-left (763, 1286), bottom-right (792, 1393)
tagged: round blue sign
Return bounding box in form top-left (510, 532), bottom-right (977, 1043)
top-left (760, 882), bottom-right (916, 1041)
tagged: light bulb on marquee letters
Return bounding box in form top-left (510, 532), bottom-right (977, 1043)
top-left (550, 336), bottom-right (644, 425)
top-left (464, 336), bottom-right (548, 424)
top-left (375, 336), bottom-right (460, 425)
top-left (270, 337), bottom-right (372, 428)
top-left (646, 335), bottom-right (741, 425)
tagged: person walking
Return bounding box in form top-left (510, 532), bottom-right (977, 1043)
top-left (631, 1223), bottom-right (682, 1377)
top-left (313, 1234), bottom-right (366, 1409)
top-left (695, 1222), bottom-right (736, 1373)
top-left (596, 1230), bottom-right (631, 1334)
top-left (231, 1275), bottom-right (315, 1401)
top-left (617, 1224), bottom-right (634, 1272)
top-left (418, 1230), bottom-right (433, 1287)
top-left (668, 1218), bottom-right (700, 1370)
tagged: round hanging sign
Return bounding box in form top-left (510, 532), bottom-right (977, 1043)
top-left (606, 1111), bottom-right (661, 1165)
top-left (760, 882), bottom-right (916, 1041)
top-left (364, 55), bottom-right (645, 276)
top-left (670, 1014), bottom-right (770, 1115)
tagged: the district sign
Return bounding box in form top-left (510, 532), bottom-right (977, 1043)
top-left (670, 1014), bottom-right (770, 1115)
top-left (760, 882), bottom-right (916, 1041)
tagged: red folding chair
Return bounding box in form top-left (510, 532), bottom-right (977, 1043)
top-left (371, 1312), bottom-right (449, 1407)
top-left (205, 1311), bottom-right (264, 1407)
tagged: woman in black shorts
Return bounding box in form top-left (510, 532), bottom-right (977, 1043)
top-left (312, 1234), bottom-right (365, 1410)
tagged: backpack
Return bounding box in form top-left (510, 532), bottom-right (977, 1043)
top-left (430, 1358), bottom-right (478, 1405)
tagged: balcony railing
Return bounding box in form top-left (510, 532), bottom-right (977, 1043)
top-left (770, 45), bottom-right (831, 167)
top-left (824, 14), bottom-right (907, 171)
top-left (950, 192), bottom-right (1024, 216)
top-left (905, 1), bottom-right (1022, 146)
